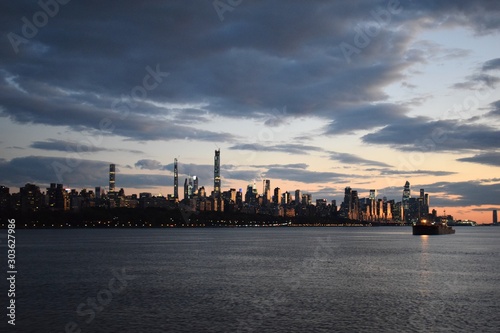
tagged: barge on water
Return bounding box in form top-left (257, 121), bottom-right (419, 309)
top-left (412, 218), bottom-right (455, 235)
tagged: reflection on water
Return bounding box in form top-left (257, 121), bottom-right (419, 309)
top-left (10, 227), bottom-right (500, 333)
top-left (417, 234), bottom-right (431, 297)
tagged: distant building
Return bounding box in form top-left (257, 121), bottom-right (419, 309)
top-left (20, 183), bottom-right (43, 212)
top-left (0, 186), bottom-right (10, 211)
top-left (214, 149), bottom-right (221, 198)
top-left (174, 158), bottom-right (179, 200)
top-left (295, 189), bottom-right (301, 205)
top-left (494, 210), bottom-right (498, 225)
top-left (95, 186), bottom-right (101, 200)
top-left (47, 183), bottom-right (69, 211)
top-left (282, 191), bottom-right (291, 205)
top-left (273, 187), bottom-right (281, 205)
top-left (402, 181), bottom-right (411, 221)
top-left (184, 176), bottom-right (194, 200)
top-left (109, 164), bottom-right (116, 192)
top-left (193, 176), bottom-right (199, 193)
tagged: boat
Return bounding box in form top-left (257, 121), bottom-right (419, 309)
top-left (447, 219), bottom-right (477, 226)
top-left (412, 217), bottom-right (455, 235)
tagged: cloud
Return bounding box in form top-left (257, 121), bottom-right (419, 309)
top-left (229, 143), bottom-right (325, 155)
top-left (323, 104), bottom-right (409, 135)
top-left (1, 1), bottom-right (499, 143)
top-left (371, 169), bottom-right (457, 176)
top-left (264, 167), bottom-right (349, 184)
top-left (135, 159), bottom-right (166, 170)
top-left (0, 156), bottom-right (176, 191)
top-left (451, 58), bottom-right (500, 89)
top-left (329, 152), bottom-right (391, 167)
top-left (30, 139), bottom-right (142, 154)
top-left (0, 156), bottom-right (109, 188)
top-left (457, 152), bottom-right (500, 167)
top-left (484, 100), bottom-right (500, 118)
top-left (250, 163), bottom-right (309, 169)
top-left (482, 58), bottom-right (500, 71)
top-left (362, 117), bottom-right (500, 151)
top-left (420, 179), bottom-right (500, 207)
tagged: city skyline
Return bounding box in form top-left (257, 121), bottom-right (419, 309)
top-left (1, 1), bottom-right (500, 223)
top-left (0, 153), bottom-right (490, 225)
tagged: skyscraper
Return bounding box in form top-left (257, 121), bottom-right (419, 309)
top-left (263, 179), bottom-right (271, 195)
top-left (109, 164), bottom-right (116, 192)
top-left (494, 210), bottom-right (498, 225)
top-left (402, 181), bottom-right (410, 220)
top-left (273, 187), bottom-right (281, 205)
top-left (174, 158), bottom-right (179, 200)
top-left (295, 189), bottom-right (301, 205)
top-left (184, 177), bottom-right (193, 200)
top-left (214, 149), bottom-right (221, 199)
top-left (263, 180), bottom-right (271, 204)
top-left (369, 189), bottom-right (376, 218)
top-left (193, 176), bottom-right (199, 193)
top-left (342, 187), bottom-right (352, 218)
top-left (402, 181), bottom-right (411, 208)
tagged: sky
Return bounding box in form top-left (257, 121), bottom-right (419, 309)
top-left (1, 0), bottom-right (499, 223)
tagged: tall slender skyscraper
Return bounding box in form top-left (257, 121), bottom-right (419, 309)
top-left (193, 176), bottom-right (198, 193)
top-left (402, 181), bottom-right (411, 221)
top-left (295, 189), bottom-right (301, 204)
top-left (174, 158), bottom-right (179, 200)
top-left (493, 210), bottom-right (498, 225)
top-left (214, 149), bottom-right (221, 198)
top-left (109, 164), bottom-right (116, 192)
top-left (402, 181), bottom-right (410, 208)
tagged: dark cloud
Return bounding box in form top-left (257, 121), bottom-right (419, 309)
top-left (114, 174), bottom-right (170, 190)
top-left (135, 159), bottom-right (166, 171)
top-left (329, 152), bottom-right (391, 167)
top-left (30, 139), bottom-right (142, 154)
top-left (452, 58), bottom-right (500, 89)
top-left (0, 74), bottom-right (238, 142)
top-left (362, 117), bottom-right (500, 151)
top-left (323, 104), bottom-right (409, 135)
top-left (31, 139), bottom-right (106, 153)
top-left (2, 0), bottom-right (499, 138)
top-left (0, 156), bottom-right (109, 188)
top-left (457, 152), bottom-right (500, 167)
top-left (484, 100), bottom-right (500, 118)
top-left (250, 163), bottom-right (309, 169)
top-left (419, 180), bottom-right (500, 207)
top-left (482, 58), bottom-right (500, 71)
top-left (459, 73), bottom-right (500, 89)
top-left (229, 143), bottom-right (325, 155)
top-left (0, 156), bottom-right (174, 190)
top-left (371, 169), bottom-right (457, 176)
top-left (264, 167), bottom-right (349, 184)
